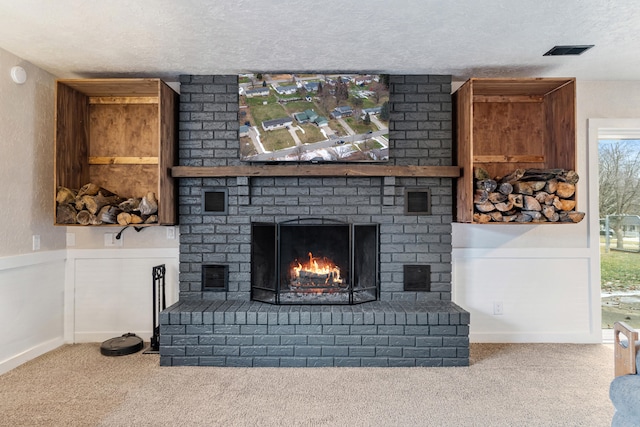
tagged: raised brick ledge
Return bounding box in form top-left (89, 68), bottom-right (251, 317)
top-left (160, 300), bottom-right (469, 326)
top-left (159, 300), bottom-right (469, 367)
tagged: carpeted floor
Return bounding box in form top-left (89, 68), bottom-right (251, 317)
top-left (0, 343), bottom-right (615, 426)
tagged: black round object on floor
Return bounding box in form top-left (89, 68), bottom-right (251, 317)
top-left (100, 333), bottom-right (144, 356)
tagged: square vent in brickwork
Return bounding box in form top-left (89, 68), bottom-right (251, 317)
top-left (202, 188), bottom-right (227, 214)
top-left (404, 264), bottom-right (431, 292)
top-left (202, 265), bottom-right (228, 292)
top-left (405, 188), bottom-right (431, 214)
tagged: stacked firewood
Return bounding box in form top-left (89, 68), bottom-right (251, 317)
top-left (56, 183), bottom-right (158, 225)
top-left (473, 168), bottom-right (585, 223)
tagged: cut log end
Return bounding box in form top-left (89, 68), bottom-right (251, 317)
top-left (56, 183), bottom-right (159, 225)
top-left (472, 168), bottom-right (583, 223)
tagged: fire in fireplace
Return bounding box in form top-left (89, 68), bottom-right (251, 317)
top-left (251, 219), bottom-right (378, 304)
top-left (290, 252), bottom-right (345, 293)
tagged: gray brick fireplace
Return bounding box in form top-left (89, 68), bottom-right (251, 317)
top-left (159, 74), bottom-right (470, 367)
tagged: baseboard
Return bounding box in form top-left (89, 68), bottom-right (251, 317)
top-left (470, 331), bottom-right (602, 344)
top-left (74, 331), bottom-right (153, 343)
top-left (0, 337), bottom-right (64, 375)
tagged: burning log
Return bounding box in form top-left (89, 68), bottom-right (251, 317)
top-left (472, 167), bottom-right (585, 223)
top-left (55, 182), bottom-right (158, 225)
top-left (293, 270), bottom-right (342, 287)
top-left (290, 252), bottom-right (344, 291)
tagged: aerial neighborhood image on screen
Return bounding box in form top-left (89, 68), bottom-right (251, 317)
top-left (239, 73), bottom-right (390, 162)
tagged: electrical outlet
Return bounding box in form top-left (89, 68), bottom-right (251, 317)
top-left (104, 233), bottom-right (123, 247)
top-left (32, 235), bottom-right (40, 251)
top-left (493, 301), bottom-right (504, 315)
top-left (166, 227), bottom-right (176, 240)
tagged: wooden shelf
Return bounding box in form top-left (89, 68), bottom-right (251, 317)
top-left (454, 77), bottom-right (577, 223)
top-left (88, 156), bottom-right (159, 165)
top-left (54, 78), bottom-right (179, 226)
top-left (171, 165), bottom-right (461, 178)
top-left (472, 155), bottom-right (545, 163)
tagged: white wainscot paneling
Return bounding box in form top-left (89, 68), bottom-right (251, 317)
top-left (70, 249), bottom-right (178, 342)
top-left (453, 249), bottom-right (596, 343)
top-left (0, 251), bottom-right (66, 374)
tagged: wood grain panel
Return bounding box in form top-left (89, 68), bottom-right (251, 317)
top-left (545, 80), bottom-right (576, 171)
top-left (89, 164), bottom-right (159, 199)
top-left (89, 96), bottom-right (158, 105)
top-left (473, 155), bottom-right (545, 163)
top-left (469, 78), bottom-right (575, 97)
top-left (473, 102), bottom-right (545, 156)
top-left (454, 81), bottom-right (474, 223)
top-left (54, 82), bottom-right (91, 224)
top-left (158, 81), bottom-right (178, 225)
top-left (88, 157), bottom-right (159, 165)
top-left (473, 95), bottom-right (543, 103)
top-left (171, 165), bottom-right (461, 178)
top-left (55, 79), bottom-right (160, 97)
top-left (89, 104), bottom-right (158, 157)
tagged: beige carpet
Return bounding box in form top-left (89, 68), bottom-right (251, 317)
top-left (0, 343), bottom-right (615, 426)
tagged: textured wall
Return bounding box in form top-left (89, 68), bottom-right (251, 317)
top-left (0, 49), bottom-right (66, 374)
top-left (177, 75), bottom-right (453, 302)
top-left (0, 47), bottom-right (65, 256)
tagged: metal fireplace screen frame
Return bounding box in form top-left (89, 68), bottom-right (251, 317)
top-left (251, 219), bottom-right (379, 305)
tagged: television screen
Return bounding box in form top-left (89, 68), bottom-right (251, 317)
top-left (239, 73), bottom-right (389, 162)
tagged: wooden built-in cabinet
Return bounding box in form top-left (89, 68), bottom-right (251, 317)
top-left (54, 78), bottom-right (178, 225)
top-left (453, 77), bottom-right (577, 223)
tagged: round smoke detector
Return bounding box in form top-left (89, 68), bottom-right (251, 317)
top-left (10, 66), bottom-right (27, 84)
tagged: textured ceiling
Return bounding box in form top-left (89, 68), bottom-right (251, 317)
top-left (1, 0), bottom-right (639, 82)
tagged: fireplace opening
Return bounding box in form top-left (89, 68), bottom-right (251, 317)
top-left (251, 219), bottom-right (379, 304)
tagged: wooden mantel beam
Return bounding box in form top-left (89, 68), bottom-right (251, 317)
top-left (171, 165), bottom-right (461, 178)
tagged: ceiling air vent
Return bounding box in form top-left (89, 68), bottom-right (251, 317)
top-left (543, 45), bottom-right (594, 56)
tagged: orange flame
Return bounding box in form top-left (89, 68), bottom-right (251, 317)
top-left (292, 252), bottom-right (342, 284)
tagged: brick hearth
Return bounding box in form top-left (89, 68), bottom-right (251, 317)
top-left (160, 300), bottom-right (469, 367)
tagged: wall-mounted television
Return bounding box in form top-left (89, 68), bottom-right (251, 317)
top-left (239, 73), bottom-right (389, 163)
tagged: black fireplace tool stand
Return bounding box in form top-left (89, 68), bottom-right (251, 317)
top-left (144, 264), bottom-right (166, 354)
